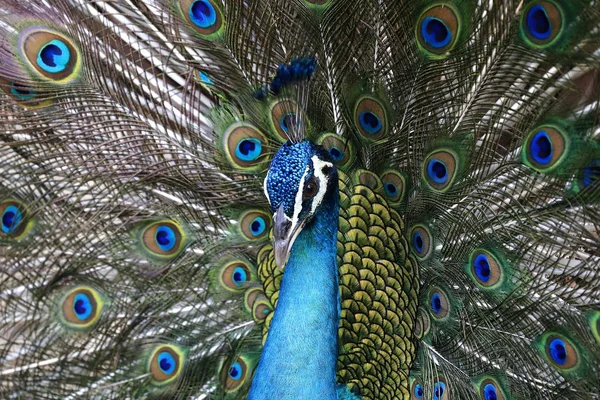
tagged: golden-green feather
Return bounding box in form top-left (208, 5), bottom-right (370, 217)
top-left (0, 0), bottom-right (599, 399)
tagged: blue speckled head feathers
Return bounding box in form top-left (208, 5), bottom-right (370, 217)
top-left (265, 140), bottom-right (335, 218)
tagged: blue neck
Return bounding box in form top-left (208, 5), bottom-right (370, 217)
top-left (249, 195), bottom-right (340, 400)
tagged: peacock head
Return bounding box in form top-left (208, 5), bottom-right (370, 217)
top-left (264, 140), bottom-right (338, 269)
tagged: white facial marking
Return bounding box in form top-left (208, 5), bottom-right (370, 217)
top-left (263, 172), bottom-right (271, 204)
top-left (292, 166), bottom-right (310, 228)
top-left (310, 155), bottom-right (333, 215)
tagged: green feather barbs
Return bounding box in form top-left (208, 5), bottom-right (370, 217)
top-left (148, 345), bottom-right (186, 386)
top-left (58, 286), bottom-right (105, 331)
top-left (18, 27), bottom-right (81, 83)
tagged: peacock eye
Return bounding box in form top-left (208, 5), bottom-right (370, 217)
top-left (303, 178), bottom-right (318, 200)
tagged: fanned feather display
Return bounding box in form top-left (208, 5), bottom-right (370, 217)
top-left (0, 0), bottom-right (599, 399)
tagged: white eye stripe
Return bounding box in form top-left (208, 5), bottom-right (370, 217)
top-left (292, 166), bottom-right (310, 227)
top-left (310, 156), bottom-right (332, 215)
top-left (263, 171), bottom-right (271, 204)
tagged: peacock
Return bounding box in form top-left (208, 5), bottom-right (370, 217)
top-left (1, 0), bottom-right (600, 398)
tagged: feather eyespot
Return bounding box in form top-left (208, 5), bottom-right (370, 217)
top-left (180, 0), bottom-right (224, 36)
top-left (469, 250), bottom-right (504, 289)
top-left (141, 221), bottom-right (185, 259)
top-left (224, 357), bottom-right (249, 392)
top-left (417, 4), bottom-right (461, 57)
top-left (59, 286), bottom-right (104, 331)
top-left (270, 99), bottom-right (302, 142)
top-left (429, 288), bottom-right (450, 320)
top-left (410, 378), bottom-right (424, 399)
top-left (0, 200), bottom-right (33, 240)
top-left (423, 150), bottom-right (458, 192)
top-left (545, 335), bottom-right (579, 370)
top-left (239, 210), bottom-right (271, 240)
top-left (381, 170), bottom-right (406, 205)
top-left (218, 260), bottom-right (254, 291)
top-left (222, 122), bottom-right (268, 171)
top-left (414, 308), bottom-right (431, 339)
top-left (0, 79), bottom-right (50, 108)
top-left (19, 27), bottom-right (81, 82)
top-left (523, 125), bottom-right (567, 172)
top-left (521, 1), bottom-right (563, 48)
top-left (149, 345), bottom-right (185, 385)
top-left (354, 96), bottom-right (388, 141)
top-left (433, 378), bottom-right (448, 400)
top-left (252, 297), bottom-right (273, 323)
top-left (317, 133), bottom-right (353, 168)
top-left (478, 378), bottom-right (507, 400)
top-left (578, 159), bottom-right (600, 190)
top-left (410, 225), bottom-right (432, 259)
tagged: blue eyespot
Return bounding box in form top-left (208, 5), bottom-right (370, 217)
top-left (228, 361), bottom-right (243, 380)
top-left (158, 351), bottom-right (176, 375)
top-left (474, 254), bottom-right (491, 283)
top-left (581, 160), bottom-right (600, 188)
top-left (189, 0), bottom-right (217, 28)
top-left (358, 111), bottom-right (382, 135)
top-left (413, 231), bottom-right (424, 253)
top-left (155, 225), bottom-right (177, 252)
top-left (384, 182), bottom-right (398, 197)
top-left (526, 5), bottom-right (551, 40)
top-left (328, 146), bottom-right (344, 161)
top-left (431, 292), bottom-right (442, 314)
top-left (2, 205), bottom-right (23, 234)
top-left (483, 383), bottom-right (498, 400)
top-left (549, 338), bottom-right (567, 365)
top-left (433, 381), bottom-right (446, 400)
top-left (198, 71), bottom-right (214, 85)
top-left (427, 158), bottom-right (448, 184)
top-left (421, 17), bottom-right (452, 49)
top-left (279, 113), bottom-right (296, 134)
top-left (73, 293), bottom-right (93, 321)
top-left (249, 216), bottom-right (266, 237)
top-left (414, 383), bottom-right (424, 399)
top-left (10, 83), bottom-right (36, 100)
top-left (235, 138), bottom-right (263, 162)
top-left (530, 130), bottom-right (552, 165)
top-left (37, 39), bottom-right (71, 74)
top-left (232, 266), bottom-right (248, 286)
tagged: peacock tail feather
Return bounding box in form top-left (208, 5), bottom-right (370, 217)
top-left (1, 0), bottom-right (599, 399)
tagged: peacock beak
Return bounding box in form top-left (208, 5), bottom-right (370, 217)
top-left (273, 205), bottom-right (304, 270)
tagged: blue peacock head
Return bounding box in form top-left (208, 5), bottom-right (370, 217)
top-left (264, 140), bottom-right (338, 269)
